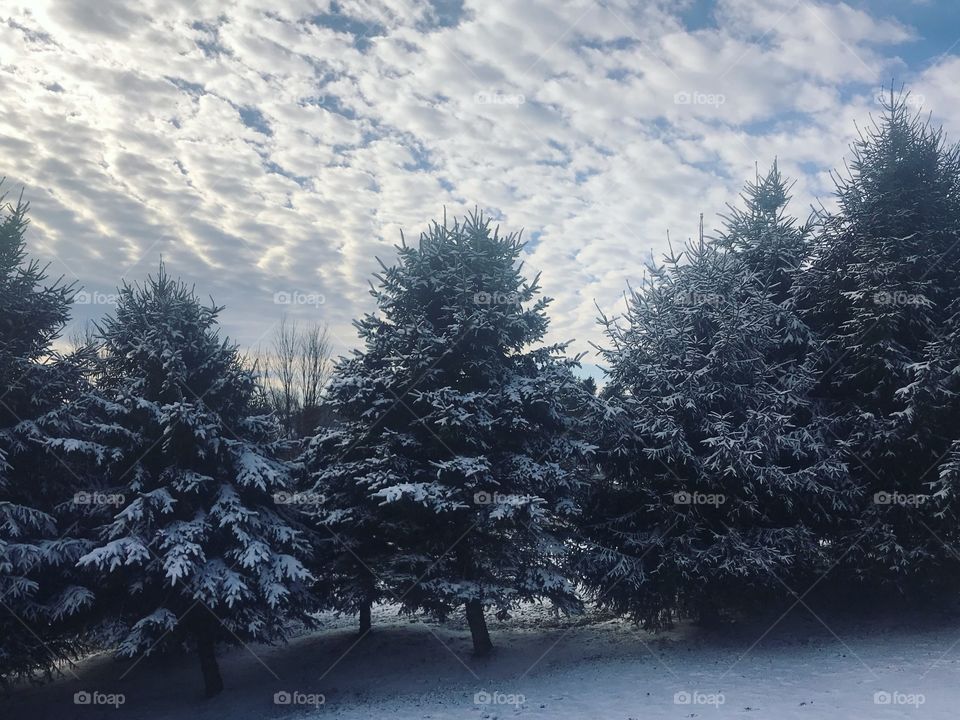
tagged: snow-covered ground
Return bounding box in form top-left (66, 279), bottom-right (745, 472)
top-left (6, 603), bottom-right (959, 719)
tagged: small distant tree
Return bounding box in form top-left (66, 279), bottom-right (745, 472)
top-left (580, 376), bottom-right (598, 397)
top-left (260, 318), bottom-right (333, 438)
top-left (65, 319), bottom-right (98, 354)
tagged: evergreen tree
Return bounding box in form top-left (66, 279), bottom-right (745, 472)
top-left (795, 91), bottom-right (960, 590)
top-left (304, 213), bottom-right (593, 653)
top-left (50, 266), bottom-right (315, 696)
top-left (716, 161), bottom-right (809, 304)
top-left (0, 184), bottom-right (93, 687)
top-left (716, 162), bottom-right (816, 367)
top-left (580, 218), bottom-right (848, 625)
top-left (901, 304), bottom-right (960, 514)
top-left (580, 376), bottom-right (598, 397)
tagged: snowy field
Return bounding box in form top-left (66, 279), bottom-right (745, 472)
top-left (6, 603), bottom-right (959, 719)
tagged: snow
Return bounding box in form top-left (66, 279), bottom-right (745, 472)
top-left (78, 537), bottom-right (152, 572)
top-left (7, 603), bottom-right (960, 719)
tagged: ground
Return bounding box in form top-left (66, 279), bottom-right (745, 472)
top-left (5, 603), bottom-right (958, 719)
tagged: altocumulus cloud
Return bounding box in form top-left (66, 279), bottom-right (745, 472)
top-left (1, 0), bottom-right (958, 370)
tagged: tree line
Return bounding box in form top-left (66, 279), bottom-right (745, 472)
top-left (3, 92), bottom-right (960, 697)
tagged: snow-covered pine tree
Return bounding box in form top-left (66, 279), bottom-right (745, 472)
top-left (49, 266), bottom-right (315, 696)
top-left (795, 91), bottom-right (960, 590)
top-left (715, 161), bottom-right (818, 371)
top-left (304, 212), bottom-right (593, 653)
top-left (0, 184), bottom-right (93, 687)
top-left (900, 302), bottom-right (960, 556)
top-left (580, 220), bottom-right (848, 626)
top-left (716, 161), bottom-right (809, 304)
top-left (299, 356), bottom-right (406, 637)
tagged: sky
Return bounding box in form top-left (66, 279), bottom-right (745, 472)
top-left (2, 0), bottom-right (960, 377)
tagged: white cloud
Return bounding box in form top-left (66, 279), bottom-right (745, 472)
top-left (0, 0), bottom-right (949, 369)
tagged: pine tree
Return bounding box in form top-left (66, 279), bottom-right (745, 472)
top-left (716, 161), bottom-right (817, 367)
top-left (901, 304), bottom-right (960, 519)
top-left (304, 213), bottom-right (593, 653)
top-left (716, 161), bottom-right (809, 303)
top-left (795, 91), bottom-right (960, 590)
top-left (580, 213), bottom-right (849, 625)
top-left (0, 184), bottom-right (93, 687)
top-left (50, 266), bottom-right (315, 696)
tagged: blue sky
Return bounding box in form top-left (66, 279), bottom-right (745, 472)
top-left (2, 0), bottom-right (959, 377)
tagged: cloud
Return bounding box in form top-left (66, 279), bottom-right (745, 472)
top-left (0, 0), bottom-right (949, 370)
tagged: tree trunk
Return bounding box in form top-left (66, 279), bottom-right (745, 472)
top-left (359, 600), bottom-right (372, 635)
top-left (465, 599), bottom-right (493, 655)
top-left (196, 625), bottom-right (224, 698)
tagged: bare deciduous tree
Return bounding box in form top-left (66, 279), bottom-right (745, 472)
top-left (65, 319), bottom-right (98, 353)
top-left (259, 316), bottom-right (332, 437)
